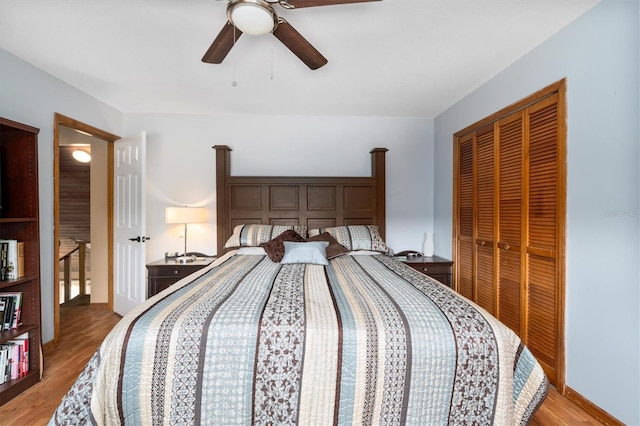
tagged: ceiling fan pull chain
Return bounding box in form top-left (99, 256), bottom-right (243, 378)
top-left (231, 24), bottom-right (238, 86)
top-left (270, 48), bottom-right (275, 80)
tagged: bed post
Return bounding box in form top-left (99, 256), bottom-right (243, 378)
top-left (213, 145), bottom-right (232, 256)
top-left (370, 148), bottom-right (388, 241)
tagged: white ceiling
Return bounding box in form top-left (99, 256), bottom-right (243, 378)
top-left (0, 0), bottom-right (599, 118)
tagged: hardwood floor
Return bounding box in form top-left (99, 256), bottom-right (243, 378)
top-left (0, 305), bottom-right (121, 426)
top-left (0, 305), bottom-right (603, 425)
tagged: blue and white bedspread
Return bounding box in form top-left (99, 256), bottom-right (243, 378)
top-left (50, 252), bottom-right (548, 425)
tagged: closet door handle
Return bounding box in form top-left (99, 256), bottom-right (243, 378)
top-left (476, 239), bottom-right (498, 248)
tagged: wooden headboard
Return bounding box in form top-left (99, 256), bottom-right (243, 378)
top-left (213, 145), bottom-right (388, 255)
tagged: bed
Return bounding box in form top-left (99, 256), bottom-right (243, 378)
top-left (49, 147), bottom-right (548, 425)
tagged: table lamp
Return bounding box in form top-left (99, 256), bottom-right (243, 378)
top-left (165, 206), bottom-right (207, 263)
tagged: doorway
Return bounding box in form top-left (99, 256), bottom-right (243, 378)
top-left (53, 113), bottom-right (120, 345)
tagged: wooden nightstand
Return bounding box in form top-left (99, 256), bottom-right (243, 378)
top-left (146, 257), bottom-right (215, 298)
top-left (400, 256), bottom-right (453, 288)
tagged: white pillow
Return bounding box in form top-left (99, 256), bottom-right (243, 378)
top-left (237, 247), bottom-right (267, 255)
top-left (346, 250), bottom-right (383, 256)
top-left (280, 241), bottom-right (329, 265)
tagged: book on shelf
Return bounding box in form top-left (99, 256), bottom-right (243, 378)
top-left (0, 241), bottom-right (7, 280)
top-left (0, 292), bottom-right (23, 331)
top-left (7, 333), bottom-right (29, 379)
top-left (0, 298), bottom-right (5, 327)
top-left (17, 241), bottom-right (24, 278)
top-left (0, 240), bottom-right (24, 279)
top-left (0, 333), bottom-right (29, 384)
top-left (1, 296), bottom-right (13, 330)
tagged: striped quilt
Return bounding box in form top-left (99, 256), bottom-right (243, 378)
top-left (50, 252), bottom-right (548, 425)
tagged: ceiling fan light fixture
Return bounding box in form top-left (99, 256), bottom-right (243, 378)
top-left (228, 0), bottom-right (278, 35)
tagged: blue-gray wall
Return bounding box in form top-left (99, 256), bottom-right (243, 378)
top-left (434, 1), bottom-right (639, 423)
top-left (0, 49), bottom-right (123, 344)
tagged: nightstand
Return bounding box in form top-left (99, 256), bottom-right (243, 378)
top-left (146, 257), bottom-right (215, 298)
top-left (400, 255), bottom-right (453, 288)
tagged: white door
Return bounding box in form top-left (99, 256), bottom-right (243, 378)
top-left (114, 131), bottom-right (147, 316)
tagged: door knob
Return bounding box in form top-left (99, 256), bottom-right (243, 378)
top-left (129, 236), bottom-right (151, 242)
top-left (129, 236), bottom-right (151, 243)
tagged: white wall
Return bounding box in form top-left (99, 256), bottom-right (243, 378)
top-left (433, 0), bottom-right (639, 423)
top-left (0, 49), bottom-right (123, 344)
top-left (123, 114), bottom-right (434, 261)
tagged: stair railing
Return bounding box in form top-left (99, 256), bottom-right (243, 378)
top-left (59, 241), bottom-right (88, 303)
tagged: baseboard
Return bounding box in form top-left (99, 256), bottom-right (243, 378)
top-left (89, 302), bottom-right (110, 310)
top-left (564, 386), bottom-right (623, 426)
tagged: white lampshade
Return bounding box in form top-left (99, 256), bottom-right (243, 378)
top-left (165, 207), bottom-right (207, 224)
top-left (228, 0), bottom-right (277, 35)
top-left (166, 207), bottom-right (208, 260)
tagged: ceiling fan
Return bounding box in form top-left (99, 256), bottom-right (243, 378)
top-left (202, 0), bottom-right (381, 70)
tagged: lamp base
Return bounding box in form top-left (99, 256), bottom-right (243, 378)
top-left (176, 255), bottom-right (196, 263)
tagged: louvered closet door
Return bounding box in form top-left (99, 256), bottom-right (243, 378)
top-left (525, 94), bottom-right (561, 383)
top-left (453, 80), bottom-right (565, 388)
top-left (475, 125), bottom-right (496, 315)
top-left (497, 111), bottom-right (524, 335)
top-left (456, 134), bottom-right (474, 300)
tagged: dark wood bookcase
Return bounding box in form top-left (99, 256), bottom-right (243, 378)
top-left (0, 117), bottom-right (42, 405)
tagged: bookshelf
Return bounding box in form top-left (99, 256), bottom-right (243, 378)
top-left (0, 117), bottom-right (42, 405)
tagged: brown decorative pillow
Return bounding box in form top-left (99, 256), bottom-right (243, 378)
top-left (306, 232), bottom-right (350, 259)
top-left (260, 229), bottom-right (306, 262)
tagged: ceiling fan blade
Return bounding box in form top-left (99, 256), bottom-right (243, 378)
top-left (273, 20), bottom-right (327, 70)
top-left (202, 21), bottom-right (242, 64)
top-left (282, 0), bottom-right (381, 8)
